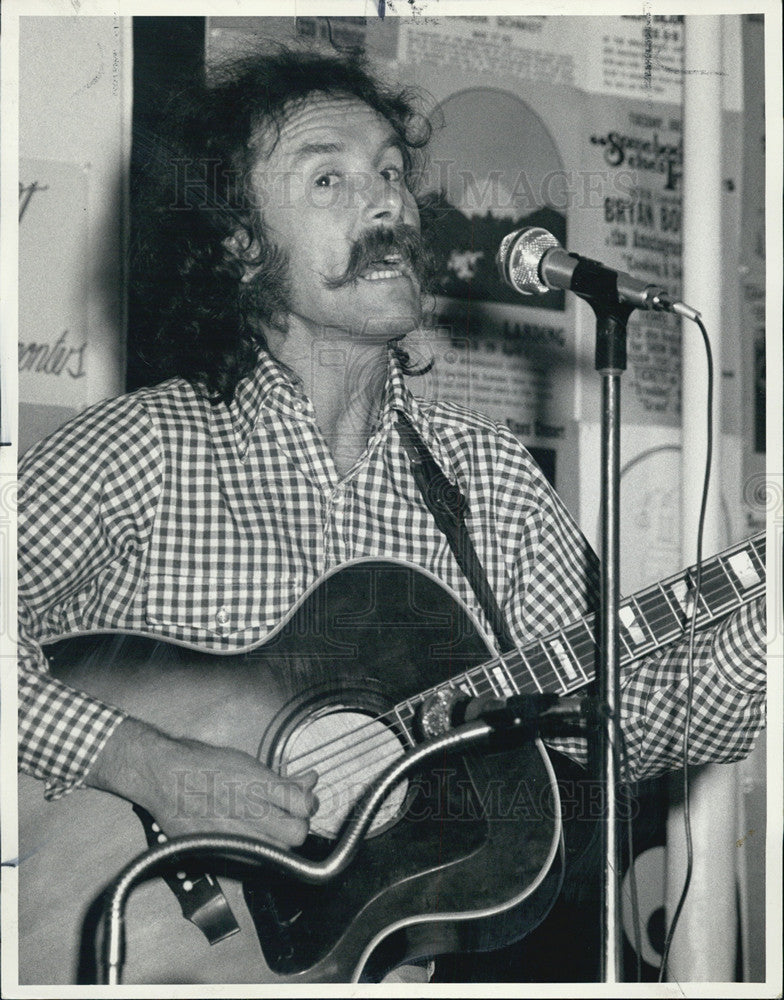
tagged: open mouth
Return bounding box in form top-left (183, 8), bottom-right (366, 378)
top-left (359, 253), bottom-right (407, 281)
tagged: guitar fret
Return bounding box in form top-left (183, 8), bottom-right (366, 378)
top-left (531, 639), bottom-right (561, 693)
top-left (490, 660), bottom-right (517, 696)
top-left (695, 589), bottom-right (714, 618)
top-left (581, 616), bottom-right (596, 647)
top-left (717, 554), bottom-right (744, 602)
top-left (475, 669), bottom-right (496, 695)
top-left (617, 622), bottom-right (636, 660)
top-left (461, 671), bottom-right (480, 697)
top-left (394, 705), bottom-right (416, 746)
top-left (656, 581), bottom-right (684, 630)
top-left (412, 533), bottom-right (764, 722)
top-left (530, 640), bottom-right (557, 693)
top-left (514, 648), bottom-right (543, 694)
top-left (669, 578), bottom-right (696, 620)
top-left (516, 644), bottom-right (549, 694)
top-left (561, 623), bottom-right (592, 685)
top-left (619, 599), bottom-right (648, 649)
top-left (481, 663), bottom-right (503, 697)
top-left (684, 567), bottom-right (734, 623)
top-left (747, 539), bottom-right (766, 578)
top-left (702, 592), bottom-right (739, 620)
top-left (634, 587), bottom-right (680, 645)
top-left (673, 578), bottom-right (723, 623)
top-left (727, 547), bottom-right (763, 591)
top-left (633, 594), bottom-right (660, 645)
top-left (536, 641), bottom-right (557, 692)
top-left (691, 561), bottom-right (735, 610)
top-left (552, 629), bottom-right (580, 691)
top-left (542, 647), bottom-right (569, 692)
top-left (496, 653), bottom-right (520, 695)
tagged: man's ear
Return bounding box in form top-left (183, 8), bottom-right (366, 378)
top-left (224, 229), bottom-right (262, 283)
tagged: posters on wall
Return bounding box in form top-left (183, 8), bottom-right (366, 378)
top-left (14, 15), bottom-right (131, 454)
top-left (208, 8), bottom-right (759, 558)
top-left (211, 16), bottom-right (689, 494)
top-left (18, 160), bottom-right (90, 406)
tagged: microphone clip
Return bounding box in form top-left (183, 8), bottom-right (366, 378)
top-left (417, 689), bottom-right (599, 743)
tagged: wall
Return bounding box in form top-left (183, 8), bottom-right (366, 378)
top-left (17, 16), bottom-right (132, 455)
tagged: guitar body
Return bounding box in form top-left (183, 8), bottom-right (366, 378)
top-left (18, 560), bottom-right (563, 984)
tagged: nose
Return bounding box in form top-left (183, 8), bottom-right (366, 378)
top-left (362, 172), bottom-right (404, 224)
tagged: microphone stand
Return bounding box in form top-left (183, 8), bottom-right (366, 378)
top-left (572, 260), bottom-right (636, 984)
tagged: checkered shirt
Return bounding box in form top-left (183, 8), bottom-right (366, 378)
top-left (18, 350), bottom-right (767, 799)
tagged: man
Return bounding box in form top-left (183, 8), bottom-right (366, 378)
top-left (18, 48), bottom-right (766, 982)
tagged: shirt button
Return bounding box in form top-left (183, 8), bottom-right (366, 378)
top-left (292, 399), bottom-right (305, 413)
top-left (215, 606), bottom-right (230, 634)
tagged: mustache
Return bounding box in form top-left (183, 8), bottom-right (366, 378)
top-left (324, 224), bottom-right (435, 290)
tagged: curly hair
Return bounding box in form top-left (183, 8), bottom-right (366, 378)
top-left (130, 47), bottom-right (434, 403)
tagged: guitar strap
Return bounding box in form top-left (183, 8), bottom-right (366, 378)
top-left (396, 411), bottom-right (516, 654)
top-left (397, 413), bottom-right (606, 981)
top-left (133, 803), bottom-right (240, 945)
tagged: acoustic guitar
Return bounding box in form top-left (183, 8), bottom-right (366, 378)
top-left (16, 533), bottom-right (765, 984)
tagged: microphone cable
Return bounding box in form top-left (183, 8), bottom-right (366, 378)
top-left (657, 310), bottom-right (714, 982)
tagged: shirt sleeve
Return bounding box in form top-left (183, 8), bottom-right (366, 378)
top-left (615, 596), bottom-right (766, 780)
top-left (18, 394), bottom-right (162, 799)
top-left (494, 428), bottom-right (767, 781)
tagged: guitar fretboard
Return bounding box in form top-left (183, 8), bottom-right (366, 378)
top-left (392, 533), bottom-right (766, 745)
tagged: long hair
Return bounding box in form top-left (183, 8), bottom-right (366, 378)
top-left (130, 48), bottom-right (434, 403)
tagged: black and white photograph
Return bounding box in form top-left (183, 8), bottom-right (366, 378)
top-left (1, 2), bottom-right (781, 994)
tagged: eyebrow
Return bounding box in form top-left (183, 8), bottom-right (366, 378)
top-left (292, 136), bottom-right (405, 164)
top-left (293, 141), bottom-right (344, 160)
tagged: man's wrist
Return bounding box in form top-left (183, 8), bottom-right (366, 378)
top-left (85, 716), bottom-right (173, 812)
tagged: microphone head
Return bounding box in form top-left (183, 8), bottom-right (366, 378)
top-left (496, 226), bottom-right (562, 295)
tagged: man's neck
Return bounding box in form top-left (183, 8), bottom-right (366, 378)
top-left (269, 318), bottom-right (392, 477)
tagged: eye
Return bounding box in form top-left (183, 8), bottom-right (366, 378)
top-left (380, 165), bottom-right (403, 183)
top-left (314, 171), bottom-right (341, 188)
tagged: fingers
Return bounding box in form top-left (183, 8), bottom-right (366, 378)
top-left (249, 805), bottom-right (310, 849)
top-left (141, 736), bottom-right (320, 849)
top-left (269, 768), bottom-right (319, 819)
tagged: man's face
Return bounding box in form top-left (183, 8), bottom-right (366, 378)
top-left (250, 95), bottom-right (423, 341)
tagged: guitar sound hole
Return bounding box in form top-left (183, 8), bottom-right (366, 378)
top-left (279, 707), bottom-right (409, 841)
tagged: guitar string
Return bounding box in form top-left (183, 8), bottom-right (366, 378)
top-left (281, 568), bottom-right (758, 787)
top-left (282, 572), bottom-right (752, 788)
top-left (281, 583), bottom-right (752, 809)
top-left (283, 569), bottom-right (744, 791)
top-left (281, 559), bottom-right (760, 782)
top-left (281, 656), bottom-right (530, 783)
top-left (279, 631), bottom-right (566, 779)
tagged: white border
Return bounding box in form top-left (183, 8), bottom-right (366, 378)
top-left (1, 3), bottom-right (781, 998)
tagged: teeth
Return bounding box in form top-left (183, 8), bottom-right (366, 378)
top-left (360, 269), bottom-right (403, 280)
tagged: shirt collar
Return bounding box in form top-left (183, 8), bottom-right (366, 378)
top-left (380, 349), bottom-right (458, 484)
top-left (230, 351), bottom-right (306, 459)
top-left (230, 345), bottom-right (456, 483)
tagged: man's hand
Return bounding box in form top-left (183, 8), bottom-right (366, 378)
top-left (86, 717), bottom-right (317, 848)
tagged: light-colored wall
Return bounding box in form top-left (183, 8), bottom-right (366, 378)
top-left (18, 16), bottom-right (132, 454)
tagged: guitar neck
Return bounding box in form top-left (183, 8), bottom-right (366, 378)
top-left (393, 533), bottom-right (766, 741)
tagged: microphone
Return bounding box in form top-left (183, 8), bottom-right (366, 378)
top-left (496, 226), bottom-right (698, 319)
top-left (417, 688), bottom-right (596, 740)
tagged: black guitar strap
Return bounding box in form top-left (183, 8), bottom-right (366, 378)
top-left (396, 411), bottom-right (516, 654)
top-left (397, 412), bottom-right (603, 983)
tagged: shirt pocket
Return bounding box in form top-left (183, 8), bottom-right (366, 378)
top-left (145, 571), bottom-right (306, 639)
